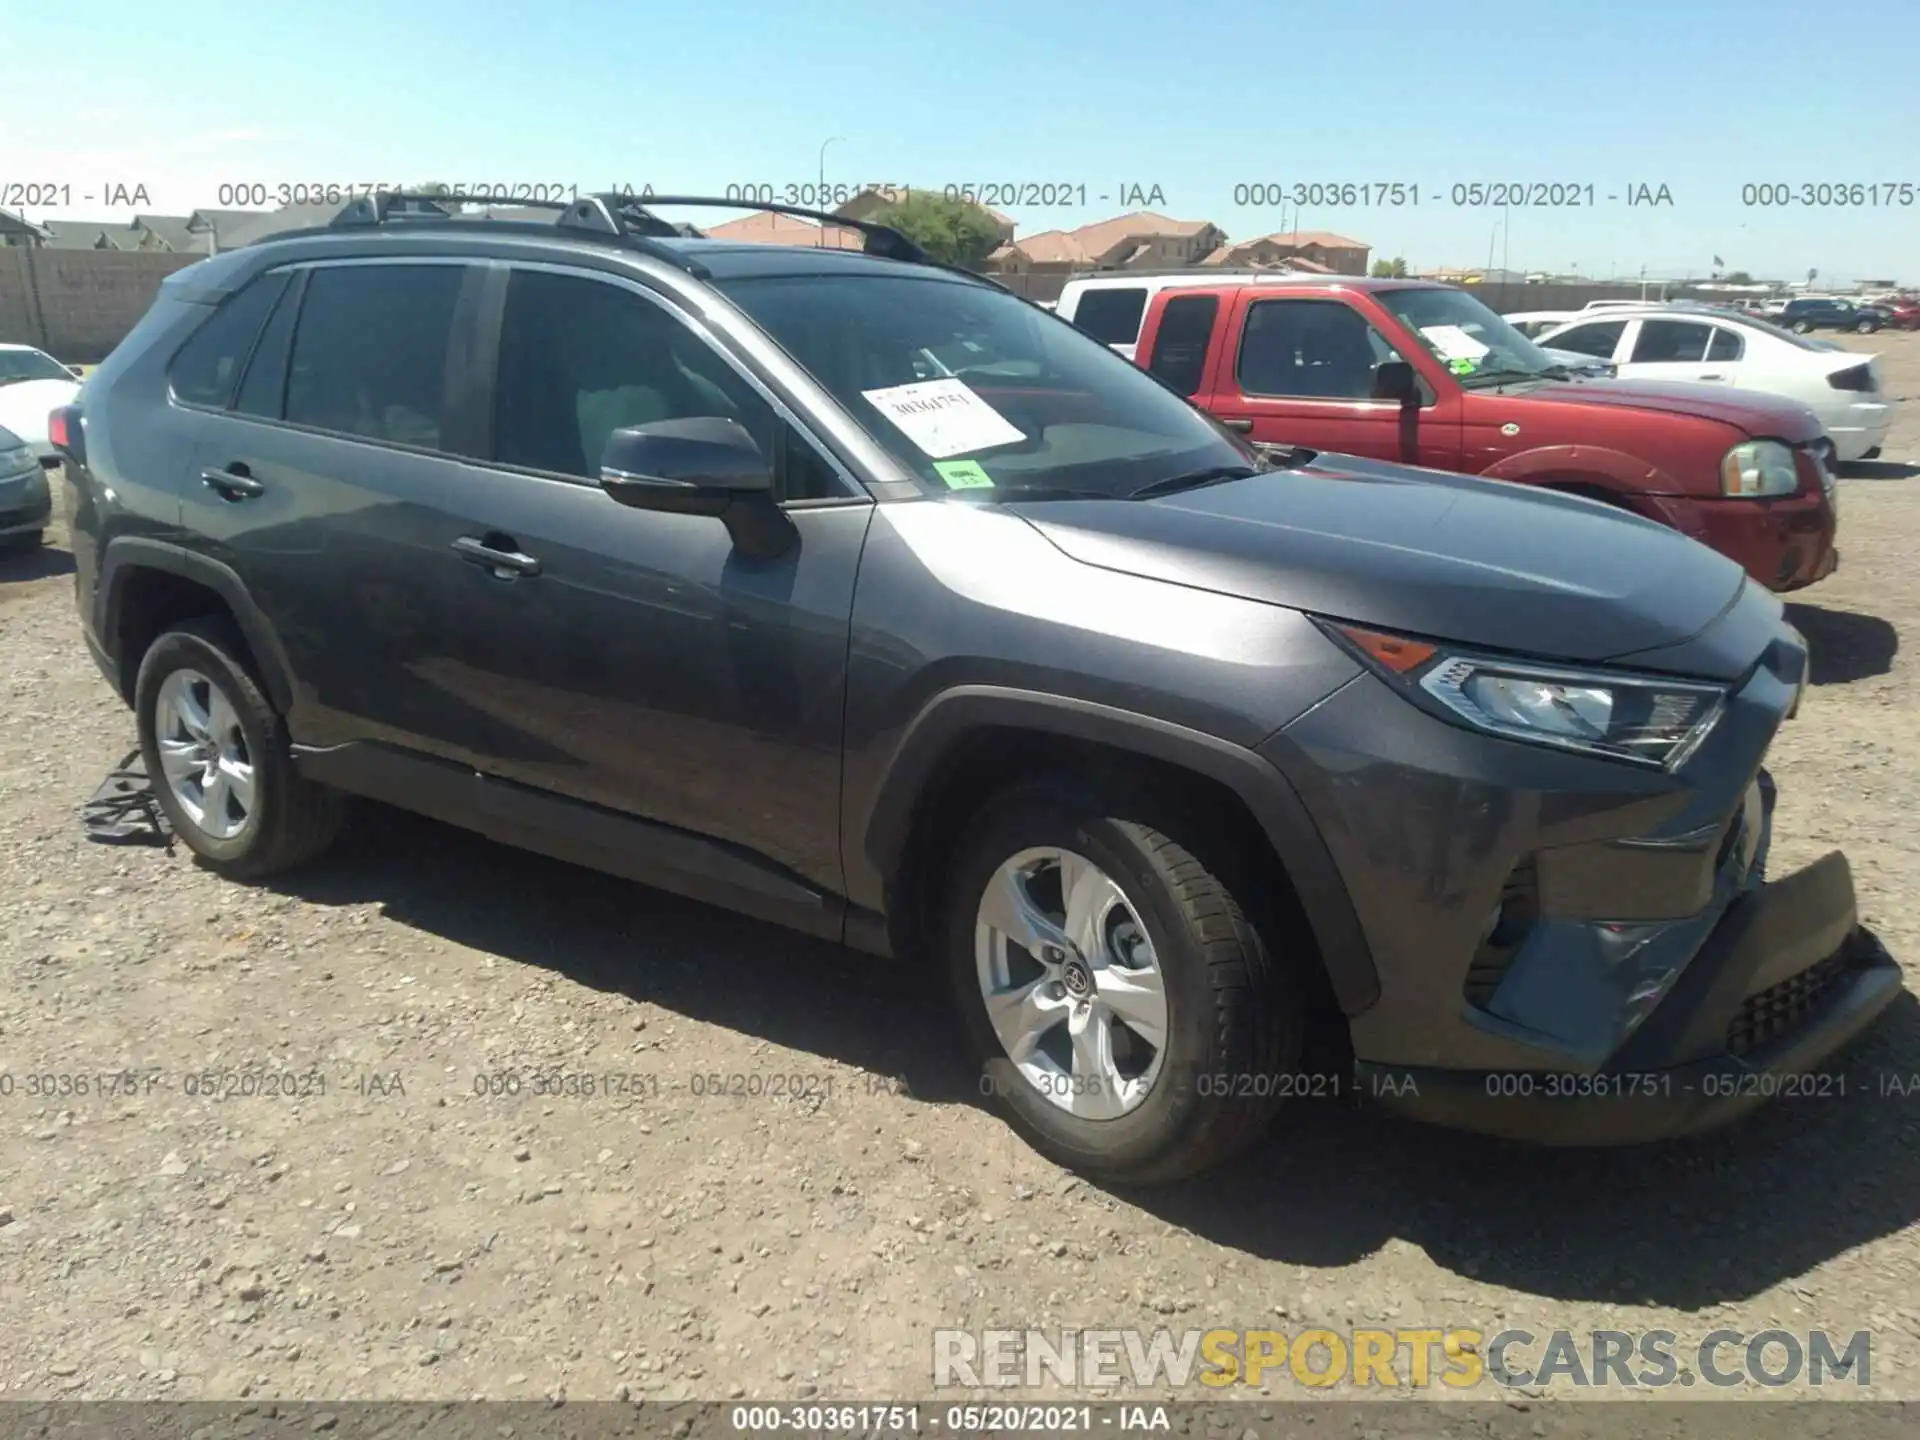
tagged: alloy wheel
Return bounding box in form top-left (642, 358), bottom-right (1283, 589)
top-left (153, 668), bottom-right (257, 841)
top-left (973, 846), bottom-right (1170, 1119)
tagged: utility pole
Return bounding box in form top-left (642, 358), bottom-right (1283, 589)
top-left (817, 136), bottom-right (844, 246)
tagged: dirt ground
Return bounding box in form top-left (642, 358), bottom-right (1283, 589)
top-left (3, 333), bottom-right (1920, 1410)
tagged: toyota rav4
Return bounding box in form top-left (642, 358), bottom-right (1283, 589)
top-left (56, 194), bottom-right (1901, 1183)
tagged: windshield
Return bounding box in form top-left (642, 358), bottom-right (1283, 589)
top-left (1373, 288), bottom-right (1561, 385)
top-left (712, 273), bottom-right (1253, 498)
top-left (0, 349), bottom-right (73, 385)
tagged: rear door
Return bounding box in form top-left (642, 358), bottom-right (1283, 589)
top-left (1618, 317), bottom-right (1722, 383)
top-left (178, 258), bottom-right (480, 753)
top-left (1202, 293), bottom-right (1461, 468)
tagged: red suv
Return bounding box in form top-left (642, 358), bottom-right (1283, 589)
top-left (1120, 277), bottom-right (1839, 591)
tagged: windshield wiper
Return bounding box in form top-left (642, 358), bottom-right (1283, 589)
top-left (1128, 447), bottom-right (1313, 500)
top-left (1458, 368), bottom-right (1552, 389)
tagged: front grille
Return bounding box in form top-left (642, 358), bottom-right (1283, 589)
top-left (1726, 950), bottom-right (1850, 1056)
top-left (1463, 857), bottom-right (1539, 1009)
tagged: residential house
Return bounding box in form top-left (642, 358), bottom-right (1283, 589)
top-left (1200, 229), bottom-right (1369, 275)
top-left (36, 219), bottom-right (119, 250)
top-left (833, 188), bottom-right (1017, 249)
top-left (700, 211), bottom-right (863, 248)
top-left (127, 215), bottom-right (204, 253)
top-left (1001, 211), bottom-right (1228, 283)
top-left (0, 209), bottom-right (48, 247)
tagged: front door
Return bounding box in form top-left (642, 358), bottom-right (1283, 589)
top-left (1203, 295), bottom-right (1461, 470)
top-left (429, 264), bottom-right (872, 899)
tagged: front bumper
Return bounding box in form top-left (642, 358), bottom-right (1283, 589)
top-left (1649, 490), bottom-right (1836, 592)
top-left (1264, 609), bottom-right (1902, 1145)
top-left (1355, 853), bottom-right (1902, 1145)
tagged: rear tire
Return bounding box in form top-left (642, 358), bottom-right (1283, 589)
top-left (943, 780), bottom-right (1304, 1184)
top-left (1855, 318), bottom-right (1877, 334)
top-left (134, 617), bottom-right (345, 879)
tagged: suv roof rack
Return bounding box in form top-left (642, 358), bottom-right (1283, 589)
top-left (319, 190), bottom-right (942, 276)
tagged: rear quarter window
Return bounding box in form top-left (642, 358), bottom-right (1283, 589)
top-left (1068, 287), bottom-right (1149, 346)
top-left (167, 271), bottom-right (292, 408)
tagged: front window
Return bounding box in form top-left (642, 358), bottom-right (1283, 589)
top-left (1374, 287), bottom-right (1562, 386)
top-left (714, 273), bottom-right (1252, 499)
top-left (0, 348), bottom-right (75, 386)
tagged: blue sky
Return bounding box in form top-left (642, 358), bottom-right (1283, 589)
top-left (10, 0), bottom-right (1920, 282)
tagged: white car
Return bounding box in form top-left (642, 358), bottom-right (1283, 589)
top-left (1538, 307), bottom-right (1893, 462)
top-left (1502, 310), bottom-right (1581, 339)
top-left (0, 344), bottom-right (83, 461)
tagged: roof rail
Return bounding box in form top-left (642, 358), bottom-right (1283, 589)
top-left (308, 190), bottom-right (970, 283)
top-left (623, 194), bottom-right (929, 264)
top-left (1062, 267), bottom-right (1357, 283)
top-left (326, 190), bottom-right (711, 275)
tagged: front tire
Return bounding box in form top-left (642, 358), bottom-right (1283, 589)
top-left (943, 782), bottom-right (1303, 1184)
top-left (134, 617), bottom-right (344, 879)
top-left (1855, 318), bottom-right (1877, 334)
top-left (1793, 319), bottom-right (1816, 333)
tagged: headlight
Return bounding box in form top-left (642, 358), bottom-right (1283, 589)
top-left (1327, 624), bottom-right (1727, 770)
top-left (0, 444), bottom-right (35, 475)
top-left (1720, 439), bottom-right (1800, 498)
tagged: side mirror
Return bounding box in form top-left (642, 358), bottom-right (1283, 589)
top-left (598, 417), bottom-right (793, 557)
top-left (1372, 360), bottom-right (1421, 404)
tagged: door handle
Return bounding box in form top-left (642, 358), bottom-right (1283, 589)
top-left (201, 465), bottom-right (264, 499)
top-left (1218, 418), bottom-right (1254, 433)
top-left (1698, 374), bottom-right (1724, 381)
top-left (451, 534), bottom-right (541, 577)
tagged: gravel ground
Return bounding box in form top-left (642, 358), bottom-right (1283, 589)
top-left (2, 334), bottom-right (1919, 1411)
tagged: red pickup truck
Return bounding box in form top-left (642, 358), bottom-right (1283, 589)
top-left (1120, 277), bottom-right (1839, 591)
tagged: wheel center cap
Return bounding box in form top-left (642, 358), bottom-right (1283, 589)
top-left (1062, 959), bottom-right (1093, 998)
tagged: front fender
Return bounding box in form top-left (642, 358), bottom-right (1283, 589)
top-left (859, 684), bottom-right (1382, 1015)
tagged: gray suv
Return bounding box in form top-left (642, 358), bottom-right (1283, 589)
top-left (57, 194), bottom-right (1901, 1183)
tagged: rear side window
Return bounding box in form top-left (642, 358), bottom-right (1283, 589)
top-left (1707, 327), bottom-right (1745, 362)
top-left (285, 264), bottom-right (464, 448)
top-left (1146, 294), bottom-right (1218, 396)
top-left (1069, 287), bottom-right (1148, 346)
top-left (1546, 320), bottom-right (1625, 359)
top-left (234, 272), bottom-right (306, 418)
top-left (1631, 320), bottom-right (1712, 363)
top-left (168, 271), bottom-right (291, 408)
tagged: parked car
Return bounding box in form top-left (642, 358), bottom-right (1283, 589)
top-left (1883, 297), bottom-right (1920, 330)
top-left (1778, 298), bottom-right (1888, 334)
top-left (1539, 307), bottom-right (1893, 462)
top-left (0, 421), bottom-right (50, 550)
top-left (1056, 270), bottom-right (1306, 361)
top-left (1128, 277), bottom-right (1840, 591)
top-left (0, 343), bottom-right (84, 463)
top-left (58, 195), bottom-right (1899, 1181)
top-left (1501, 310), bottom-right (1580, 340)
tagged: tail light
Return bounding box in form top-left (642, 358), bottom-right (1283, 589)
top-left (47, 403), bottom-right (83, 465)
top-left (1827, 363), bottom-right (1875, 391)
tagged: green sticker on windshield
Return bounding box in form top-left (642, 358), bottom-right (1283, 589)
top-left (1448, 357), bottom-right (1478, 375)
top-left (935, 459), bottom-right (995, 489)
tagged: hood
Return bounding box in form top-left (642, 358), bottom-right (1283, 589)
top-left (1524, 376), bottom-right (1822, 437)
top-left (1017, 455), bottom-right (1754, 675)
top-left (0, 378), bottom-right (82, 443)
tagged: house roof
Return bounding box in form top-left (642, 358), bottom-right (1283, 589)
top-left (0, 208), bottom-right (46, 238)
top-left (218, 203), bottom-right (364, 248)
top-left (1069, 210), bottom-right (1219, 260)
top-left (702, 211), bottom-right (863, 249)
top-left (188, 209), bottom-right (267, 235)
top-left (1013, 229), bottom-right (1090, 265)
top-left (36, 219), bottom-right (116, 250)
top-left (133, 215), bottom-right (199, 251)
top-left (1254, 229), bottom-right (1369, 250)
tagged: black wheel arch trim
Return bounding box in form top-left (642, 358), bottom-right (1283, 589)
top-left (98, 537), bottom-right (297, 715)
top-left (862, 685), bottom-right (1381, 1015)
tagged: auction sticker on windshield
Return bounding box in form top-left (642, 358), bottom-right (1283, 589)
top-left (933, 459), bottom-right (995, 488)
top-left (1420, 324), bottom-right (1491, 361)
top-left (860, 378), bottom-right (1026, 459)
